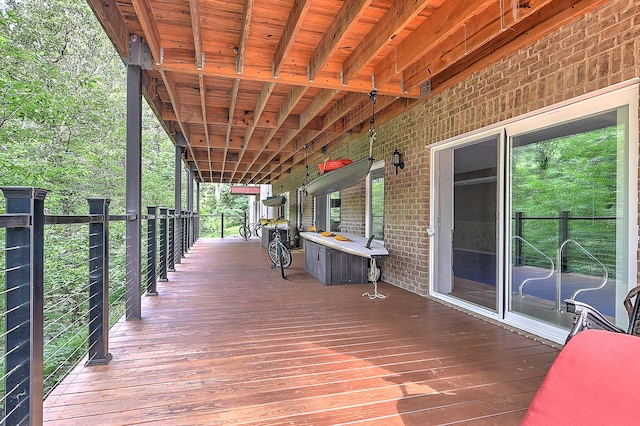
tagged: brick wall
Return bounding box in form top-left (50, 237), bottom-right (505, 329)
top-left (279, 0), bottom-right (640, 296)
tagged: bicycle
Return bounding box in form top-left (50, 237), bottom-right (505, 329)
top-left (267, 226), bottom-right (292, 279)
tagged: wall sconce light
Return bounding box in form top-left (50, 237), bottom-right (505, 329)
top-left (392, 149), bottom-right (404, 174)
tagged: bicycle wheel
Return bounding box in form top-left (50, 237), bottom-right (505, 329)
top-left (239, 225), bottom-right (250, 240)
top-left (267, 240), bottom-right (292, 268)
top-left (277, 242), bottom-right (286, 279)
top-left (255, 224), bottom-right (263, 239)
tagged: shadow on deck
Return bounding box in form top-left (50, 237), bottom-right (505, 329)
top-left (43, 237), bottom-right (558, 425)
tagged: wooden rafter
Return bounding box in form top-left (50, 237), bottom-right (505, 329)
top-left (197, 75), bottom-right (211, 174)
top-left (189, 0), bottom-right (204, 70)
top-left (341, 0), bottom-right (431, 85)
top-left (221, 79), bottom-right (240, 183)
top-left (239, 85), bottom-right (308, 182)
top-left (374, 0), bottom-right (495, 86)
top-left (273, 0), bottom-right (312, 78)
top-left (307, 0), bottom-right (373, 82)
top-left (403, 0), bottom-right (603, 91)
top-left (236, 0), bottom-right (255, 74)
top-left (86, 0), bottom-right (130, 58)
top-left (159, 70), bottom-right (200, 177)
top-left (154, 61), bottom-right (418, 99)
top-left (231, 81), bottom-right (276, 181)
top-left (130, 0), bottom-right (162, 64)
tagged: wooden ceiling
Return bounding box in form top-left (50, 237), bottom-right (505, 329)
top-left (87, 0), bottom-right (606, 184)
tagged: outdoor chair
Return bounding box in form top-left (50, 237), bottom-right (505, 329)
top-left (564, 284), bottom-right (640, 343)
top-left (521, 329), bottom-right (640, 425)
top-left (521, 285), bottom-right (640, 424)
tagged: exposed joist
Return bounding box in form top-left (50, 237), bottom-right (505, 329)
top-left (154, 61), bottom-right (418, 99)
top-left (236, 0), bottom-right (255, 74)
top-left (159, 69), bottom-right (200, 177)
top-left (197, 75), bottom-right (211, 174)
top-left (189, 0), bottom-right (205, 70)
top-left (403, 0), bottom-right (603, 91)
top-left (251, 88), bottom-right (339, 181)
top-left (86, 0), bottom-right (130, 59)
top-left (341, 0), bottom-right (431, 85)
top-left (307, 0), bottom-right (373, 82)
top-left (273, 0), bottom-right (312, 78)
top-left (231, 82), bottom-right (277, 181)
top-left (131, 0), bottom-right (162, 64)
top-left (375, 0), bottom-right (495, 86)
top-left (221, 78), bottom-right (240, 182)
top-left (239, 85), bottom-right (308, 182)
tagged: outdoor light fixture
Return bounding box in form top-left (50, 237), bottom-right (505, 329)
top-left (392, 149), bottom-right (404, 174)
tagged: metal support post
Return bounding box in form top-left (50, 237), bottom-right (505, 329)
top-left (2, 187), bottom-right (47, 426)
top-left (125, 62), bottom-right (143, 320)
top-left (86, 198), bottom-right (113, 366)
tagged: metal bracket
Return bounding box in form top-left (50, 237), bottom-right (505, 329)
top-left (128, 35), bottom-right (153, 70)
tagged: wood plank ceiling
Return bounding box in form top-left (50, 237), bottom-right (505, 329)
top-left (87, 0), bottom-right (607, 184)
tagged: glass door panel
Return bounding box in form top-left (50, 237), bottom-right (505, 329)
top-left (509, 108), bottom-right (630, 329)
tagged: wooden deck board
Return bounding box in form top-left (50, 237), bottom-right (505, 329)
top-left (43, 238), bottom-right (558, 425)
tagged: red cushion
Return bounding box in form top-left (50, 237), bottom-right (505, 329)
top-left (522, 330), bottom-right (640, 425)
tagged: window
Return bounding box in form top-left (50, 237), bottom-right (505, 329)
top-left (367, 160), bottom-right (384, 241)
top-left (329, 192), bottom-right (341, 231)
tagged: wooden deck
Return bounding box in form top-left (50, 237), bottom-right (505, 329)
top-left (43, 238), bottom-right (559, 425)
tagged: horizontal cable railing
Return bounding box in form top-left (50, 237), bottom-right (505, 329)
top-left (0, 188), bottom-right (199, 425)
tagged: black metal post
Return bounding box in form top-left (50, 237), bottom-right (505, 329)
top-left (515, 211), bottom-right (523, 266)
top-left (86, 198), bottom-right (113, 366)
top-left (146, 206), bottom-right (158, 296)
top-left (221, 213), bottom-right (225, 238)
top-left (182, 215), bottom-right (187, 257)
top-left (158, 207), bottom-right (168, 282)
top-left (168, 208), bottom-right (175, 272)
top-left (2, 187), bottom-right (47, 426)
top-left (125, 61), bottom-right (143, 320)
top-left (559, 210), bottom-right (570, 272)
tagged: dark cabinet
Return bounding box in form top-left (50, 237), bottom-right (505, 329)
top-left (304, 239), bottom-right (368, 285)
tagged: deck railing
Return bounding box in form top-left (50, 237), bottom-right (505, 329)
top-left (0, 187), bottom-right (198, 425)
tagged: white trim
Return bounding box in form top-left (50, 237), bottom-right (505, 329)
top-left (429, 82), bottom-right (639, 345)
top-left (366, 160), bottom-right (385, 240)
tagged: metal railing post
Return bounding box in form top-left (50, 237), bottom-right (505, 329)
top-left (168, 208), bottom-right (175, 271)
top-left (2, 187), bottom-right (47, 426)
top-left (221, 213), bottom-right (225, 238)
top-left (514, 211), bottom-right (523, 266)
top-left (86, 198), bottom-right (113, 366)
top-left (146, 206), bottom-right (158, 296)
top-left (158, 207), bottom-right (168, 281)
top-left (559, 210), bottom-right (570, 272)
top-left (181, 214), bottom-right (187, 257)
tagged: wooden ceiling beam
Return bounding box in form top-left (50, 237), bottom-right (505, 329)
top-left (341, 0), bottom-right (431, 85)
top-left (197, 75), bottom-right (212, 174)
top-left (154, 61), bottom-right (418, 98)
top-left (239, 85), bottom-right (308, 181)
top-left (403, 0), bottom-right (603, 91)
top-left (307, 0), bottom-right (373, 82)
top-left (131, 0), bottom-right (162, 64)
top-left (251, 89), bottom-right (338, 181)
top-left (189, 0), bottom-right (205, 70)
top-left (86, 0), bottom-right (130, 59)
top-left (374, 0), bottom-right (495, 86)
top-left (231, 82), bottom-right (276, 181)
top-left (236, 0), bottom-right (255, 74)
top-left (273, 0), bottom-right (312, 78)
top-left (221, 78), bottom-right (240, 182)
top-left (159, 70), bottom-right (200, 177)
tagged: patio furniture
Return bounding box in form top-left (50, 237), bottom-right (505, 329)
top-left (564, 284), bottom-right (640, 343)
top-left (522, 329), bottom-right (640, 425)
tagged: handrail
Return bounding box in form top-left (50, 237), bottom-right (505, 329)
top-left (556, 239), bottom-right (609, 311)
top-left (514, 235), bottom-right (556, 297)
